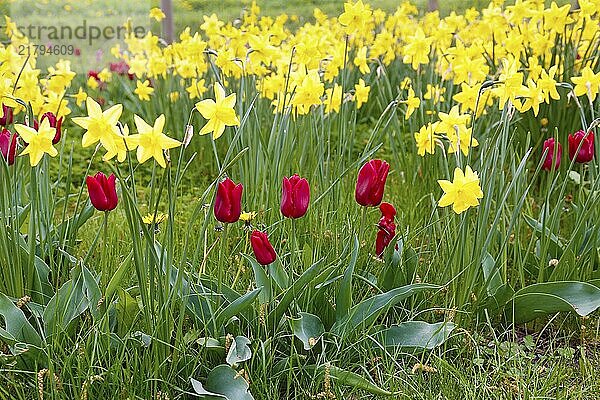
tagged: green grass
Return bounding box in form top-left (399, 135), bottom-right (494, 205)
top-left (1, 0), bottom-right (599, 399)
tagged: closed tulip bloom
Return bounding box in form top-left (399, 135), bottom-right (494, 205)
top-left (214, 177), bottom-right (243, 223)
top-left (34, 112), bottom-right (63, 144)
top-left (0, 104), bottom-right (13, 126)
top-left (281, 174), bottom-right (310, 219)
top-left (541, 138), bottom-right (562, 171)
top-left (0, 128), bottom-right (17, 165)
top-left (568, 130), bottom-right (594, 163)
top-left (375, 202), bottom-right (396, 257)
top-left (355, 159), bottom-right (389, 207)
top-left (86, 172), bottom-right (118, 211)
top-left (250, 230), bottom-right (277, 265)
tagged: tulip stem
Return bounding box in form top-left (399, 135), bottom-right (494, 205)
top-left (358, 207), bottom-right (367, 246)
top-left (291, 218), bottom-right (299, 268)
top-left (101, 211), bottom-right (109, 287)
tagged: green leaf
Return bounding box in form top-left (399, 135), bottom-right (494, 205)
top-left (481, 252), bottom-right (503, 296)
top-left (336, 236), bottom-right (358, 321)
top-left (268, 259), bottom-right (327, 329)
top-left (226, 336), bottom-right (252, 366)
top-left (244, 254), bottom-right (271, 304)
top-left (378, 321), bottom-right (455, 350)
top-left (306, 364), bottom-right (394, 396)
top-left (332, 283), bottom-right (439, 338)
top-left (43, 265), bottom-right (99, 336)
top-left (509, 281), bottom-right (600, 323)
top-left (0, 293), bottom-right (43, 348)
top-left (290, 312), bottom-right (324, 350)
top-left (380, 236), bottom-right (403, 291)
top-left (192, 365), bottom-right (254, 400)
top-left (105, 251), bottom-right (132, 302)
top-left (268, 258), bottom-right (289, 290)
top-left (214, 288), bottom-right (261, 330)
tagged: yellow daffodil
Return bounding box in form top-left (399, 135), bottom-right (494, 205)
top-left (414, 122), bottom-right (440, 156)
top-left (72, 98), bottom-right (127, 161)
top-left (149, 7), bottom-right (166, 22)
top-left (128, 114), bottom-right (180, 168)
top-left (405, 87), bottom-right (420, 120)
top-left (134, 80), bottom-right (154, 101)
top-left (73, 87), bottom-right (88, 107)
top-left (15, 119), bottom-right (58, 166)
top-left (195, 82), bottom-right (240, 140)
top-left (438, 166), bottom-right (483, 214)
top-left (354, 79), bottom-right (370, 109)
top-left (338, 0), bottom-right (372, 35)
top-left (571, 66), bottom-right (600, 103)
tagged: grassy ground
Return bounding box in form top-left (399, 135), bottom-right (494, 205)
top-left (1, 1), bottom-right (599, 399)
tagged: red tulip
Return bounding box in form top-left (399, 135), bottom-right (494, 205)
top-left (214, 177), bottom-right (243, 223)
top-left (376, 202), bottom-right (396, 257)
top-left (568, 130), bottom-right (594, 163)
top-left (86, 172), bottom-right (118, 211)
top-left (541, 138), bottom-right (561, 171)
top-left (281, 174), bottom-right (310, 219)
top-left (250, 230), bottom-right (277, 265)
top-left (0, 128), bottom-right (17, 165)
top-left (0, 104), bottom-right (13, 126)
top-left (34, 112), bottom-right (63, 144)
top-left (355, 159), bottom-right (389, 207)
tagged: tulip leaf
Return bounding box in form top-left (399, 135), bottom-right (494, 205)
top-left (226, 335), bottom-right (252, 366)
top-left (290, 312), bottom-right (325, 350)
top-left (215, 288), bottom-right (261, 329)
top-left (336, 236), bottom-right (358, 321)
top-left (332, 283), bottom-right (439, 338)
top-left (509, 281), bottom-right (600, 323)
top-left (43, 264), bottom-right (100, 336)
top-left (377, 321), bottom-right (455, 350)
top-left (0, 292), bottom-right (43, 349)
top-left (482, 252), bottom-right (503, 296)
top-left (105, 251), bottom-right (132, 302)
top-left (306, 364), bottom-right (395, 396)
top-left (268, 259), bottom-right (329, 329)
top-left (268, 258), bottom-right (289, 290)
top-left (244, 254), bottom-right (271, 304)
top-left (192, 365), bottom-right (254, 400)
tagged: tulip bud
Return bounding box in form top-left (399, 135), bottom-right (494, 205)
top-left (214, 177), bottom-right (243, 223)
top-left (568, 130), bottom-right (594, 163)
top-left (250, 230), bottom-right (277, 265)
top-left (281, 174), bottom-right (310, 219)
top-left (34, 112), bottom-right (63, 144)
top-left (0, 104), bottom-right (14, 127)
top-left (541, 138), bottom-right (561, 171)
top-left (355, 159), bottom-right (389, 207)
top-left (0, 128), bottom-right (17, 165)
top-left (375, 202), bottom-right (396, 257)
top-left (86, 172), bottom-right (118, 211)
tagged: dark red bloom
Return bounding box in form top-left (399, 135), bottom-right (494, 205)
top-left (250, 230), bottom-right (277, 265)
top-left (541, 138), bottom-right (562, 171)
top-left (280, 174), bottom-right (310, 219)
top-left (0, 128), bottom-right (17, 165)
top-left (87, 70), bottom-right (101, 81)
top-left (214, 177), bottom-right (243, 223)
top-left (86, 172), bottom-right (118, 211)
top-left (34, 112), bottom-right (63, 144)
top-left (0, 104), bottom-right (14, 126)
top-left (375, 202), bottom-right (396, 257)
top-left (109, 61), bottom-right (134, 80)
top-left (568, 130), bottom-right (594, 163)
top-left (355, 159), bottom-right (389, 207)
